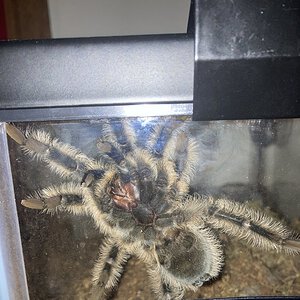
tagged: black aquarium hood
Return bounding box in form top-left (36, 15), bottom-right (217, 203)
top-left (0, 0), bottom-right (299, 122)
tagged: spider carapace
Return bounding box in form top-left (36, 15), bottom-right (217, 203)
top-left (6, 118), bottom-right (300, 300)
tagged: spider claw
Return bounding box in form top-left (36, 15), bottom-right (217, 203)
top-left (199, 273), bottom-right (211, 282)
top-left (192, 274), bottom-right (211, 287)
top-left (192, 279), bottom-right (203, 287)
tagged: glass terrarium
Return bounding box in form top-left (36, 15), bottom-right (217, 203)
top-left (5, 117), bottom-right (300, 299)
top-left (0, 1), bottom-right (299, 300)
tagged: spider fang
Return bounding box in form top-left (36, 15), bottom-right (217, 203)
top-left (108, 176), bottom-right (139, 211)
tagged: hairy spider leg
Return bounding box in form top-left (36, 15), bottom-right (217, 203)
top-left (6, 124), bottom-right (97, 180)
top-left (97, 119), bottom-right (137, 163)
top-left (147, 121), bottom-right (213, 202)
top-left (162, 124), bottom-right (199, 198)
top-left (145, 121), bottom-right (166, 152)
top-left (124, 148), bottom-right (158, 183)
top-left (202, 196), bottom-right (300, 254)
top-left (121, 119), bottom-right (137, 150)
top-left (145, 119), bottom-right (178, 154)
top-left (81, 165), bottom-right (137, 238)
top-left (20, 182), bottom-right (86, 215)
top-left (147, 159), bottom-right (178, 215)
top-left (20, 177), bottom-right (121, 238)
top-left (124, 243), bottom-right (184, 300)
top-left (97, 120), bottom-right (124, 155)
top-left (143, 122), bottom-right (197, 211)
top-left (91, 239), bottom-right (130, 300)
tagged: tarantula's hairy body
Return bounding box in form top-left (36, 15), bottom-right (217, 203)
top-left (6, 119), bottom-right (300, 300)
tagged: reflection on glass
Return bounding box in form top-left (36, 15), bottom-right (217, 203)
top-left (7, 117), bottom-right (300, 299)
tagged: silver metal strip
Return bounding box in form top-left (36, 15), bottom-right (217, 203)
top-left (0, 123), bottom-right (29, 300)
top-left (0, 103), bottom-right (193, 122)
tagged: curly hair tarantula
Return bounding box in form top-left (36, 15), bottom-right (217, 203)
top-left (6, 118), bottom-right (300, 300)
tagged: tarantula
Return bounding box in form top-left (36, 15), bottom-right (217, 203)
top-left (6, 119), bottom-right (300, 300)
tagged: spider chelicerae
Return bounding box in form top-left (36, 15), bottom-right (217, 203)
top-left (6, 118), bottom-right (300, 300)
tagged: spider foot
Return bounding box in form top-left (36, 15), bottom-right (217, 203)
top-left (21, 196), bottom-right (61, 210)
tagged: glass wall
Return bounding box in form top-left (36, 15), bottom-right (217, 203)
top-left (7, 117), bottom-right (300, 299)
